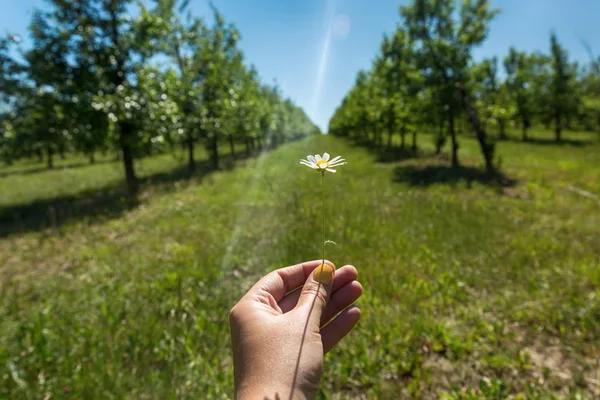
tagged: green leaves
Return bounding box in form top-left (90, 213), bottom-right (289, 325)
top-left (332, 0), bottom-right (499, 169)
top-left (0, 0), bottom-right (317, 183)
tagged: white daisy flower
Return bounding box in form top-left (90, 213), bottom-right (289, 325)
top-left (300, 152), bottom-right (346, 173)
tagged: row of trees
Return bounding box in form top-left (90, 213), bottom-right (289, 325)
top-left (0, 0), bottom-right (319, 194)
top-left (329, 0), bottom-right (600, 172)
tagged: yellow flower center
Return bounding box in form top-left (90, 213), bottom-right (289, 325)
top-left (316, 160), bottom-right (329, 169)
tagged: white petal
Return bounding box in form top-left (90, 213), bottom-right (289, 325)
top-left (326, 168), bottom-right (337, 173)
top-left (300, 160), bottom-right (317, 168)
top-left (300, 162), bottom-right (317, 169)
top-left (323, 152), bottom-right (330, 161)
top-left (315, 154), bottom-right (322, 161)
top-left (329, 161), bottom-right (346, 167)
top-left (329, 155), bottom-right (342, 164)
top-left (307, 155), bottom-right (316, 163)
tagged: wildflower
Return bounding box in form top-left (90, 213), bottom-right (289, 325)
top-left (300, 151), bottom-right (347, 284)
top-left (300, 153), bottom-right (346, 173)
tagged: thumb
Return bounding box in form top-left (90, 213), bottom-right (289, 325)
top-left (295, 262), bottom-right (335, 328)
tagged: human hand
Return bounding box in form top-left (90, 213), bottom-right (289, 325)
top-left (229, 260), bottom-right (362, 400)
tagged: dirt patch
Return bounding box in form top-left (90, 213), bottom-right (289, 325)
top-left (519, 334), bottom-right (600, 397)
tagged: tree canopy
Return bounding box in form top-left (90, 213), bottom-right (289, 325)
top-left (329, 0), bottom-right (599, 171)
top-left (0, 0), bottom-right (319, 194)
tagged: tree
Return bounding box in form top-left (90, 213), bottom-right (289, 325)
top-left (400, 0), bottom-right (498, 171)
top-left (579, 57), bottom-right (600, 134)
top-left (0, 35), bottom-right (24, 165)
top-left (548, 32), bottom-right (576, 142)
top-left (473, 57), bottom-right (514, 140)
top-left (375, 29), bottom-right (417, 150)
top-left (195, 6), bottom-right (243, 169)
top-left (504, 47), bottom-right (534, 141)
top-left (23, 9), bottom-right (78, 169)
top-left (152, 0), bottom-right (210, 173)
top-left (328, 69), bottom-right (386, 145)
top-left (352, 71), bottom-right (371, 141)
top-left (32, 0), bottom-right (170, 194)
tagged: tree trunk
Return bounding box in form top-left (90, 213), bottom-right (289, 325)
top-left (119, 122), bottom-right (138, 196)
top-left (257, 137), bottom-right (263, 151)
top-left (210, 136), bottom-right (219, 169)
top-left (499, 120), bottom-right (507, 140)
top-left (400, 126), bottom-right (406, 149)
top-left (387, 106), bottom-right (395, 149)
top-left (229, 135), bottom-right (235, 160)
top-left (435, 119), bottom-right (445, 155)
top-left (522, 117), bottom-right (530, 142)
top-left (448, 112), bottom-right (459, 167)
top-left (59, 148), bottom-right (66, 160)
top-left (89, 153), bottom-right (95, 165)
top-left (458, 87), bottom-right (494, 173)
top-left (411, 130), bottom-right (417, 152)
top-left (187, 135), bottom-right (195, 173)
top-left (36, 149), bottom-right (43, 163)
top-left (555, 110), bottom-right (562, 142)
top-left (435, 138), bottom-right (443, 155)
top-left (47, 147), bottom-right (54, 170)
top-left (245, 138), bottom-right (251, 157)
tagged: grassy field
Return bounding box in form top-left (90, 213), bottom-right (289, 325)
top-left (1, 130), bottom-right (599, 399)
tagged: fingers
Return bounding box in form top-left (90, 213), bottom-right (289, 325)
top-left (320, 306), bottom-right (361, 354)
top-left (320, 280), bottom-right (363, 326)
top-left (294, 263), bottom-right (335, 327)
top-left (278, 265), bottom-right (358, 313)
top-left (247, 260), bottom-right (334, 303)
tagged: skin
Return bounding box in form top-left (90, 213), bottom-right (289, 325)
top-left (229, 260), bottom-right (363, 400)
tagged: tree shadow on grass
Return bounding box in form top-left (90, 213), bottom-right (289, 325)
top-left (393, 164), bottom-right (517, 189)
top-left (375, 147), bottom-right (421, 163)
top-left (0, 185), bottom-right (137, 238)
top-left (347, 138), bottom-right (422, 163)
top-left (0, 155), bottom-right (241, 239)
top-left (0, 159), bottom-right (114, 178)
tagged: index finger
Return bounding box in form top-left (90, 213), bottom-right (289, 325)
top-left (247, 260), bottom-right (335, 303)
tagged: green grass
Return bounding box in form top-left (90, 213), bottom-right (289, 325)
top-left (0, 143), bottom-right (248, 237)
top-left (1, 131), bottom-right (599, 399)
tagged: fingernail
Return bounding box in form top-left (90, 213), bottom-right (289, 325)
top-left (314, 264), bottom-right (333, 285)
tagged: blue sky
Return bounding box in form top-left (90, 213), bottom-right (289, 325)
top-left (2, 0), bottom-right (599, 132)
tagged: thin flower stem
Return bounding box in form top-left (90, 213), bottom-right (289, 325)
top-left (321, 171), bottom-right (325, 269)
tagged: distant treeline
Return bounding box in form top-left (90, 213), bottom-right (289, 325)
top-left (329, 0), bottom-right (600, 171)
top-left (0, 0), bottom-right (320, 194)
